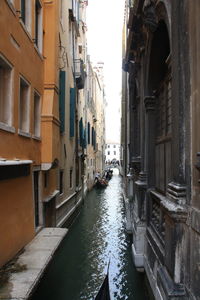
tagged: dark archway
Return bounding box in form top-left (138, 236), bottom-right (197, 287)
top-left (148, 20), bottom-right (170, 94)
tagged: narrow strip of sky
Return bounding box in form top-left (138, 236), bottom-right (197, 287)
top-left (86, 0), bottom-right (125, 143)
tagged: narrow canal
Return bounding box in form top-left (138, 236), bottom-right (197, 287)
top-left (31, 170), bottom-right (150, 300)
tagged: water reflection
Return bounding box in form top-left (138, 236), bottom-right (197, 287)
top-left (31, 169), bottom-right (149, 300)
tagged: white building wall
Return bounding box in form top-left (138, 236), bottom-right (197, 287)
top-left (105, 143), bottom-right (120, 163)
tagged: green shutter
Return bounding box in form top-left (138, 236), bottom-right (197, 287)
top-left (83, 128), bottom-right (86, 149)
top-left (59, 71), bottom-right (66, 133)
top-left (70, 88), bottom-right (76, 137)
top-left (87, 122), bottom-right (90, 144)
top-left (94, 130), bottom-right (96, 150)
top-left (79, 118), bottom-right (83, 147)
top-left (92, 127), bottom-right (94, 147)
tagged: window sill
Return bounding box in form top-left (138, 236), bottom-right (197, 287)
top-left (6, 0), bottom-right (16, 16)
top-left (18, 129), bottom-right (31, 138)
top-left (0, 122), bottom-right (15, 133)
top-left (43, 190), bottom-right (60, 203)
top-left (60, 19), bottom-right (64, 32)
top-left (34, 44), bottom-right (44, 61)
top-left (32, 135), bottom-right (41, 141)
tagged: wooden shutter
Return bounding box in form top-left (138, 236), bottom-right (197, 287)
top-left (59, 71), bottom-right (66, 133)
top-left (79, 117), bottom-right (83, 147)
top-left (87, 122), bottom-right (90, 144)
top-left (70, 88), bottom-right (76, 137)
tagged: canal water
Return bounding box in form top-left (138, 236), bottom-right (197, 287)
top-left (31, 170), bottom-right (150, 300)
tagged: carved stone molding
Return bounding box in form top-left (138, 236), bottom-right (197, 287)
top-left (157, 266), bottom-right (186, 298)
top-left (135, 171), bottom-right (147, 188)
top-left (143, 1), bottom-right (158, 32)
top-left (131, 156), bottom-right (141, 174)
top-left (167, 181), bottom-right (186, 205)
top-left (144, 95), bottom-right (156, 111)
top-left (151, 189), bottom-right (188, 223)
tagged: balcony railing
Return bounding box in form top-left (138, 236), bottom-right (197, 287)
top-left (74, 59), bottom-right (86, 89)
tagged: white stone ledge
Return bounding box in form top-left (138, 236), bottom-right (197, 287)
top-left (0, 228), bottom-right (68, 300)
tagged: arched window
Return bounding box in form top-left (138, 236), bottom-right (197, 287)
top-left (149, 21), bottom-right (171, 194)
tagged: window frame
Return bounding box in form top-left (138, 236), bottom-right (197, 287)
top-left (0, 54), bottom-right (14, 132)
top-left (70, 169), bottom-right (73, 189)
top-left (34, 0), bottom-right (43, 53)
top-left (33, 90), bottom-right (41, 139)
top-left (20, 0), bottom-right (32, 34)
top-left (18, 76), bottom-right (31, 137)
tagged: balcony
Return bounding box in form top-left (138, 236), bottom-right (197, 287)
top-left (74, 59), bottom-right (86, 89)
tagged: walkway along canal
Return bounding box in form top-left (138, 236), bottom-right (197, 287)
top-left (30, 170), bottom-right (151, 300)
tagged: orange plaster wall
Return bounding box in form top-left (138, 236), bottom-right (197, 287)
top-left (42, 0), bottom-right (60, 164)
top-left (0, 1), bottom-right (44, 164)
top-left (42, 168), bottom-right (58, 199)
top-left (0, 175), bottom-right (35, 267)
top-left (43, 1), bottom-right (59, 86)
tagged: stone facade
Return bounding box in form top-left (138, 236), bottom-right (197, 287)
top-left (122, 0), bottom-right (200, 299)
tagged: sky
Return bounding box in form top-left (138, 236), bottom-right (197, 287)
top-left (86, 0), bottom-right (125, 143)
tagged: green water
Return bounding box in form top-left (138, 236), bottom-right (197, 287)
top-left (31, 171), bottom-right (150, 300)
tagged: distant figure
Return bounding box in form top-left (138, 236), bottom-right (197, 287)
top-left (94, 171), bottom-right (101, 182)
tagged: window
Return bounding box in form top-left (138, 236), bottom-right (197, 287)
top-left (114, 145), bottom-right (116, 148)
top-left (44, 171), bottom-right (48, 188)
top-left (79, 118), bottom-right (84, 147)
top-left (33, 171), bottom-right (40, 227)
top-left (155, 74), bottom-right (172, 193)
top-left (92, 127), bottom-right (96, 149)
top-left (19, 77), bottom-right (30, 134)
top-left (114, 151), bottom-right (116, 155)
top-left (70, 169), bottom-right (73, 188)
top-left (59, 170), bottom-right (64, 194)
top-left (59, 71), bottom-right (66, 133)
top-left (87, 122), bottom-right (90, 144)
top-left (35, 0), bottom-right (43, 52)
top-left (33, 91), bottom-right (41, 137)
top-left (20, 0), bottom-right (32, 33)
top-left (70, 88), bottom-right (76, 137)
top-left (0, 55), bottom-right (13, 127)
top-left (108, 151), bottom-right (110, 155)
top-left (72, 0), bottom-right (79, 23)
top-left (108, 145), bottom-right (110, 148)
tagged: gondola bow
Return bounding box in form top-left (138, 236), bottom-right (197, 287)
top-left (94, 273), bottom-right (111, 300)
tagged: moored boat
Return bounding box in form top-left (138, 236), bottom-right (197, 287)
top-left (94, 273), bottom-right (111, 300)
top-left (94, 178), bottom-right (108, 189)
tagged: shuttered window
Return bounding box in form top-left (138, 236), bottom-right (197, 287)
top-left (83, 128), bottom-right (86, 149)
top-left (92, 127), bottom-right (94, 147)
top-left (70, 88), bottom-right (76, 137)
top-left (79, 117), bottom-right (84, 147)
top-left (87, 122), bottom-right (90, 144)
top-left (59, 71), bottom-right (66, 133)
top-left (155, 73), bottom-right (172, 193)
top-left (92, 127), bottom-right (96, 149)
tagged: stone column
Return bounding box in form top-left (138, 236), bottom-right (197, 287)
top-left (132, 96), bottom-right (156, 270)
top-left (167, 0), bottom-right (190, 205)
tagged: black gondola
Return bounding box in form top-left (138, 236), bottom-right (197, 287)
top-left (94, 178), bottom-right (108, 189)
top-left (94, 273), bottom-right (111, 300)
